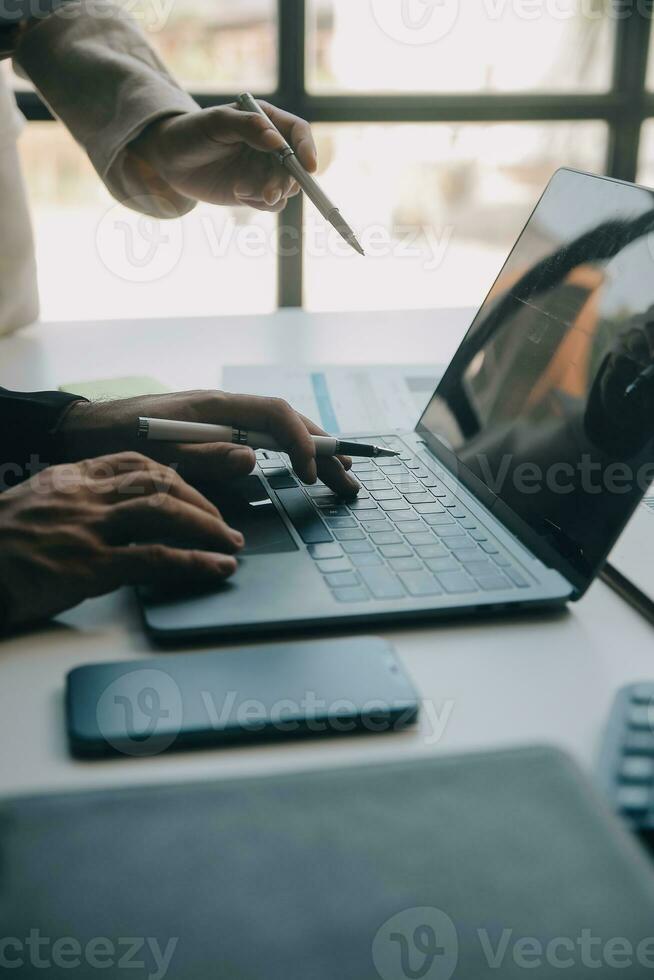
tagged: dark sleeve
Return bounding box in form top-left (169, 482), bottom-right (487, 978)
top-left (0, 387), bottom-right (87, 485)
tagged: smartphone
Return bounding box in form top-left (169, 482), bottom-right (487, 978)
top-left (66, 637), bottom-right (419, 758)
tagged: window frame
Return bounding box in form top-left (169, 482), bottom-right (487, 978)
top-left (15, 0), bottom-right (654, 308)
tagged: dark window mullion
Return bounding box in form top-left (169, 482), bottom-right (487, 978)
top-left (608, 3), bottom-right (653, 181)
top-left (276, 0), bottom-right (306, 307)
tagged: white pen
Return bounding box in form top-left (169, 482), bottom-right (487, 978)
top-left (137, 418), bottom-right (399, 459)
top-left (237, 92), bottom-right (365, 257)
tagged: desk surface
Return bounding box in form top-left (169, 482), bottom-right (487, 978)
top-left (0, 308), bottom-right (651, 798)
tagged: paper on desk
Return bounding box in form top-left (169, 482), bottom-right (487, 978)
top-left (59, 376), bottom-right (171, 400)
top-left (222, 365), bottom-right (444, 434)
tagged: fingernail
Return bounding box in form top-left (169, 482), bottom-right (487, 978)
top-left (216, 556), bottom-right (237, 576)
top-left (228, 447), bottom-right (256, 471)
top-left (235, 184), bottom-right (255, 197)
top-left (230, 530), bottom-right (245, 548)
top-left (267, 190), bottom-right (281, 206)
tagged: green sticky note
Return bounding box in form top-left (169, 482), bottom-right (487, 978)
top-left (59, 376), bottom-right (171, 400)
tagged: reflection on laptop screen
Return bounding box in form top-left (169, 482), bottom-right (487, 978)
top-left (419, 169), bottom-right (654, 586)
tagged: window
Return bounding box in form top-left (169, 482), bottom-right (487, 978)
top-left (12, 0), bottom-right (654, 320)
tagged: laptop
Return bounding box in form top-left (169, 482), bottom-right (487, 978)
top-left (603, 491), bottom-right (654, 622)
top-left (141, 168), bottom-right (654, 641)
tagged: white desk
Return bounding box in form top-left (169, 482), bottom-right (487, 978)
top-left (0, 308), bottom-right (651, 798)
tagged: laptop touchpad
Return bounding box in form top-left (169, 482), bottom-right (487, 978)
top-left (196, 476), bottom-right (298, 556)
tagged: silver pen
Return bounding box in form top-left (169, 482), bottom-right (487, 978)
top-left (138, 418), bottom-right (398, 459)
top-left (237, 92), bottom-right (365, 257)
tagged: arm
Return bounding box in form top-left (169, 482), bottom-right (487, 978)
top-left (11, 1), bottom-right (317, 217)
top-left (0, 387), bottom-right (85, 484)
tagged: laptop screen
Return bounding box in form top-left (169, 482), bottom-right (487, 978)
top-left (418, 169), bottom-right (654, 592)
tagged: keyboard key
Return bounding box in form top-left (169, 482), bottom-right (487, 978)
top-left (492, 554), bottom-right (512, 568)
top-left (380, 499), bottom-right (412, 512)
top-left (405, 532), bottom-right (436, 546)
top-left (332, 587), bottom-right (369, 603)
top-left (412, 468), bottom-right (430, 479)
top-left (395, 521), bottom-right (424, 534)
top-left (359, 566), bottom-right (406, 599)
top-left (624, 732), bottom-right (654, 755)
top-left (267, 472), bottom-right (298, 489)
top-left (438, 530), bottom-right (468, 543)
top-left (316, 558), bottom-right (351, 574)
top-left (630, 685), bottom-right (654, 705)
top-left (350, 552), bottom-right (384, 567)
top-left (308, 543), bottom-right (342, 560)
top-left (339, 540), bottom-right (372, 555)
top-left (276, 489), bottom-right (333, 544)
top-left (422, 514), bottom-right (456, 527)
top-left (616, 785), bottom-right (651, 814)
top-left (333, 528), bottom-right (365, 542)
top-left (419, 477), bottom-right (440, 488)
top-left (317, 505), bottom-right (350, 519)
top-left (404, 493), bottom-right (435, 505)
top-left (324, 517), bottom-right (357, 529)
top-left (360, 520), bottom-right (390, 533)
top-left (416, 543), bottom-right (449, 559)
top-left (371, 531), bottom-right (402, 545)
top-left (354, 509), bottom-right (387, 522)
top-left (380, 544), bottom-right (413, 558)
top-left (388, 510), bottom-right (415, 523)
top-left (372, 490), bottom-right (401, 501)
top-left (414, 502), bottom-right (446, 515)
top-left (628, 705), bottom-right (653, 731)
top-left (470, 530), bottom-right (488, 541)
top-left (389, 557), bottom-right (423, 572)
top-left (306, 485), bottom-right (337, 498)
top-left (506, 568), bottom-right (530, 589)
top-left (352, 462), bottom-right (376, 472)
top-left (451, 548), bottom-right (482, 563)
top-left (436, 571), bottom-right (478, 594)
top-left (425, 557), bottom-right (460, 574)
top-left (377, 459), bottom-right (403, 469)
top-left (399, 571), bottom-right (443, 597)
top-left (475, 573), bottom-right (512, 592)
top-left (405, 461), bottom-right (422, 470)
top-left (462, 560), bottom-right (493, 577)
top-left (362, 480), bottom-right (390, 491)
top-left (620, 756), bottom-right (654, 783)
top-left (384, 470), bottom-right (420, 489)
top-left (325, 571), bottom-right (360, 588)
top-left (449, 507), bottom-right (467, 519)
top-left (480, 541), bottom-right (500, 555)
top-left (348, 499), bottom-right (379, 511)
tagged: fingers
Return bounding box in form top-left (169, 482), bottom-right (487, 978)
top-left (297, 414), bottom-right (360, 498)
top-left (108, 468), bottom-right (220, 518)
top-left (215, 394), bottom-right (318, 484)
top-left (104, 494), bottom-right (245, 553)
top-left (79, 452), bottom-right (221, 518)
top-left (146, 442), bottom-right (257, 485)
top-left (115, 544), bottom-right (238, 589)
top-left (257, 101), bottom-right (318, 172)
top-left (203, 105), bottom-right (287, 155)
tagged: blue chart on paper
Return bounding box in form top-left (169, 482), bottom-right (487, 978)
top-left (310, 372), bottom-right (340, 433)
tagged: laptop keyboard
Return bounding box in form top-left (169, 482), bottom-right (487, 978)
top-left (600, 684), bottom-right (654, 846)
top-left (256, 438), bottom-right (531, 604)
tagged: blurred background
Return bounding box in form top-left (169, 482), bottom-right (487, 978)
top-left (5, 0), bottom-right (654, 321)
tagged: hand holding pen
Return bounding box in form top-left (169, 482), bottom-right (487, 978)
top-left (237, 93), bottom-right (365, 256)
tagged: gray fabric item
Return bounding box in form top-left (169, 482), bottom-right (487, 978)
top-left (1, 745), bottom-right (654, 978)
